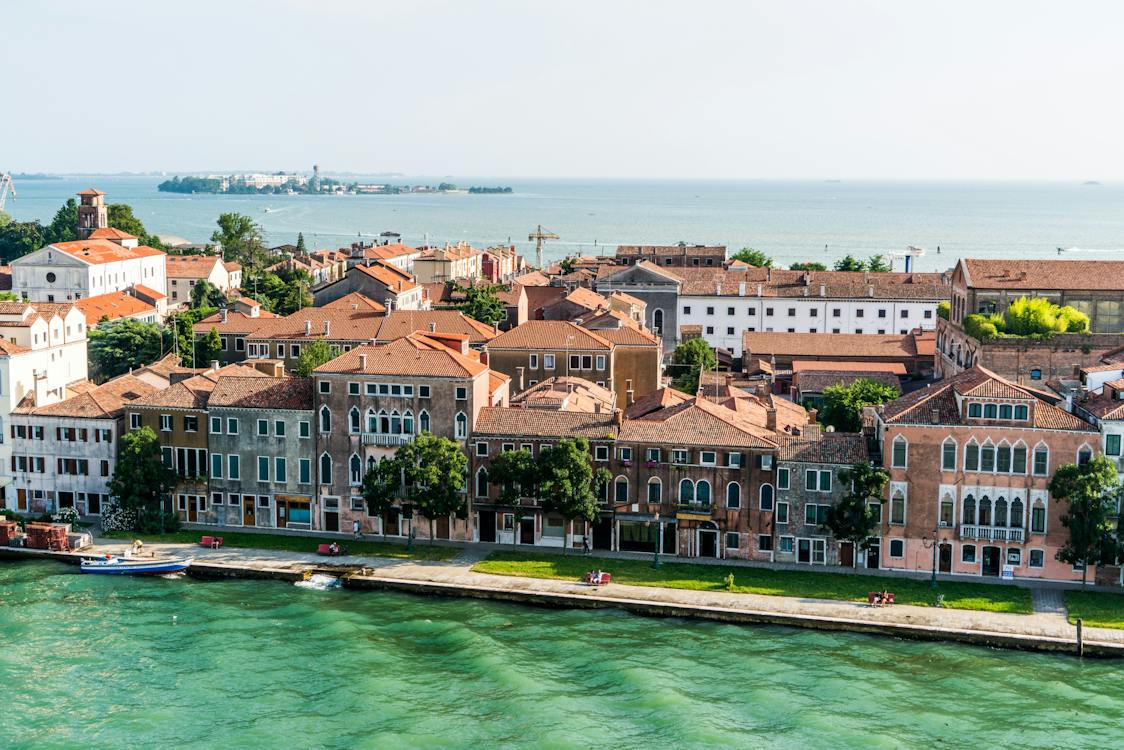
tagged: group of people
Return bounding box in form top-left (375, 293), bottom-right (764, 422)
top-left (587, 569), bottom-right (607, 586)
top-left (870, 590), bottom-right (894, 606)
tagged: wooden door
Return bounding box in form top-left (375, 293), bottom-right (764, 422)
top-left (939, 543), bottom-right (953, 573)
top-left (478, 511), bottom-right (496, 542)
top-left (839, 542), bottom-right (854, 568)
top-left (243, 496), bottom-right (255, 526)
top-left (17, 489), bottom-right (27, 511)
top-left (519, 517), bottom-right (535, 545)
top-left (187, 497), bottom-right (198, 523)
top-left (436, 516), bottom-right (451, 540)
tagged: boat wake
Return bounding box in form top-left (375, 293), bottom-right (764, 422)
top-left (295, 573), bottom-right (341, 591)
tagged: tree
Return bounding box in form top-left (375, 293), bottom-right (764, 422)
top-left (0, 210), bottom-right (10, 227)
top-left (163, 306), bottom-right (217, 367)
top-left (88, 318), bottom-right (164, 382)
top-left (670, 338), bottom-right (717, 395)
top-left (296, 232), bottom-right (307, 254)
top-left (0, 292), bottom-right (17, 302)
top-left (1005, 296), bottom-right (1089, 336)
top-left (825, 464), bottom-right (890, 566)
top-left (789, 262), bottom-right (827, 271)
top-left (395, 432), bottom-right (469, 544)
top-left (294, 338), bottom-right (336, 377)
top-left (937, 301), bottom-right (950, 320)
top-left (488, 448), bottom-right (538, 547)
top-left (212, 212), bottom-right (264, 265)
top-left (731, 248), bottom-right (773, 267)
top-left (190, 279), bottom-right (227, 309)
top-left (460, 284), bottom-right (505, 327)
top-left (273, 266), bottom-right (313, 314)
top-left (196, 327), bottom-right (223, 366)
top-left (107, 427), bottom-right (177, 533)
top-left (538, 438), bottom-right (610, 553)
top-left (820, 378), bottom-right (901, 432)
top-left (866, 254), bottom-right (892, 273)
top-left (362, 457), bottom-right (402, 540)
top-left (44, 198), bottom-right (78, 245)
top-left (107, 204), bottom-right (164, 249)
top-left (834, 255), bottom-right (866, 272)
top-left (0, 220), bottom-right (46, 262)
top-left (1049, 456), bottom-right (1123, 585)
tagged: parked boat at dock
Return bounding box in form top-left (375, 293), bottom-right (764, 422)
top-left (79, 555), bottom-right (191, 576)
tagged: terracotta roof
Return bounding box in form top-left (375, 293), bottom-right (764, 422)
top-left (75, 291), bottom-right (156, 325)
top-left (130, 365), bottom-right (268, 409)
top-left (192, 309), bottom-right (277, 335)
top-left (46, 239), bottom-right (164, 265)
top-left (166, 255), bottom-right (224, 278)
top-left (608, 290), bottom-right (645, 306)
top-left (0, 338), bottom-right (30, 355)
top-left (619, 397), bottom-right (777, 449)
top-left (417, 243), bottom-right (481, 261)
top-left (792, 360), bottom-right (907, 375)
top-left (625, 387), bottom-right (691, 418)
top-left (617, 245), bottom-right (726, 257)
top-left (225, 261), bottom-right (242, 272)
top-left (961, 258), bottom-right (1124, 292)
top-left (512, 271), bottom-right (550, 286)
top-left (14, 374), bottom-right (158, 418)
top-left (880, 365), bottom-right (1096, 431)
top-left (494, 285), bottom-right (525, 306)
top-left (247, 305), bottom-right (385, 342)
top-left (361, 243), bottom-right (418, 261)
top-left (208, 376), bottom-right (313, 410)
top-left (511, 376), bottom-right (616, 413)
top-left (523, 286), bottom-right (568, 317)
top-left (558, 286), bottom-right (607, 311)
top-left (473, 406), bottom-right (618, 439)
top-left (794, 370), bottom-right (901, 395)
top-left (742, 331), bottom-right (925, 359)
top-left (1076, 390), bottom-right (1124, 421)
top-left (488, 370), bottom-right (511, 398)
top-left (87, 227), bottom-right (137, 241)
top-left (315, 333), bottom-right (488, 378)
top-left (590, 324), bottom-right (660, 347)
top-left (777, 432), bottom-right (868, 464)
top-left (77, 188), bottom-right (105, 196)
top-left (487, 321), bottom-right (612, 351)
top-left (132, 284), bottom-right (166, 300)
top-left (353, 261), bottom-right (418, 293)
top-left (374, 310), bottom-right (496, 344)
top-left (422, 282), bottom-right (464, 305)
top-left (322, 292), bottom-right (387, 313)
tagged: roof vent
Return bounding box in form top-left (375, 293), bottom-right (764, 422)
top-left (930, 408), bottom-right (940, 425)
top-left (304, 320), bottom-right (312, 336)
top-left (324, 321), bottom-right (331, 336)
top-left (358, 354), bottom-right (367, 370)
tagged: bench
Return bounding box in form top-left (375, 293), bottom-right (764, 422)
top-left (317, 544), bottom-right (342, 556)
top-left (584, 572), bottom-right (612, 586)
top-left (200, 536), bottom-right (223, 549)
top-left (867, 591), bottom-right (895, 607)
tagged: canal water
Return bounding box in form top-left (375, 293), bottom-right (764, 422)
top-left (1, 560), bottom-right (1121, 749)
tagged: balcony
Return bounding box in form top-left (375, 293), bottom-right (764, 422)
top-left (959, 525), bottom-right (1025, 542)
top-left (361, 432), bottom-right (412, 446)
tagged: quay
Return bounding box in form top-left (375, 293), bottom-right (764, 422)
top-left (3, 540), bottom-right (1123, 658)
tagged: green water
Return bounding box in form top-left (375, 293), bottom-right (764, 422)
top-left (1, 561), bottom-right (1121, 749)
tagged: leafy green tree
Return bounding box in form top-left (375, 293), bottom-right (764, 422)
top-left (274, 266), bottom-right (313, 314)
top-left (107, 204), bottom-right (164, 249)
top-left (44, 198), bottom-right (78, 244)
top-left (190, 279), bottom-right (227, 309)
top-left (670, 338), bottom-right (717, 395)
top-left (0, 210), bottom-right (10, 227)
top-left (866, 254), bottom-right (892, 273)
top-left (487, 448), bottom-right (538, 547)
top-left (294, 338), bottom-right (336, 376)
top-left (89, 318), bottom-right (164, 382)
top-left (825, 464), bottom-right (890, 566)
top-left (0, 292), bottom-right (17, 302)
top-left (362, 457), bottom-right (402, 540)
top-left (731, 248), bottom-right (773, 267)
top-left (296, 232), bottom-right (307, 254)
top-left (834, 255), bottom-right (866, 272)
top-left (789, 262), bottom-right (827, 271)
top-left (395, 432), bottom-right (469, 543)
top-left (937, 301), bottom-right (950, 320)
top-left (538, 438), bottom-right (610, 553)
top-left (196, 326), bottom-right (223, 366)
top-left (1005, 296), bottom-right (1089, 335)
top-left (107, 427), bottom-right (177, 533)
top-left (0, 220), bottom-right (46, 262)
top-left (162, 306), bottom-right (217, 367)
top-left (460, 284), bottom-right (505, 327)
top-left (820, 378), bottom-right (901, 432)
top-left (1049, 456), bottom-right (1123, 585)
top-left (212, 212), bottom-right (264, 265)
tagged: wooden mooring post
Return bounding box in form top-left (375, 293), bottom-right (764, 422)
top-left (1076, 618), bottom-right (1084, 657)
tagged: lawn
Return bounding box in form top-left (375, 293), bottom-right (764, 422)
top-left (102, 530), bottom-right (458, 561)
top-left (1066, 590), bottom-right (1124, 630)
top-left (472, 551), bottom-right (1033, 614)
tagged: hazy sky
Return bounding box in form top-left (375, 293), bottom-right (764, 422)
top-left (4, 0), bottom-right (1123, 179)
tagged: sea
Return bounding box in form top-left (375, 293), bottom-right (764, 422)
top-left (6, 175), bottom-right (1124, 270)
top-left (1, 559), bottom-right (1122, 749)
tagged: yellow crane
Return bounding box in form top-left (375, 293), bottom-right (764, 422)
top-left (528, 225), bottom-right (559, 269)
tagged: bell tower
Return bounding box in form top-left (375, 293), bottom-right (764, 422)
top-left (77, 188), bottom-right (108, 239)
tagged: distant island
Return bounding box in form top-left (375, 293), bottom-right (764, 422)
top-left (158, 174), bottom-right (513, 196)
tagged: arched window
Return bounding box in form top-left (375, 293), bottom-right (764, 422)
top-left (419, 410), bottom-right (431, 433)
top-left (963, 494), bottom-right (976, 525)
top-left (366, 408), bottom-right (377, 433)
top-left (978, 496), bottom-right (992, 526)
top-left (379, 409), bottom-right (389, 433)
top-left (891, 436), bottom-right (908, 468)
top-left (1010, 497), bottom-right (1024, 528)
top-left (475, 467), bottom-right (489, 497)
top-left (1012, 441), bottom-right (1028, 474)
top-left (940, 493), bottom-right (954, 527)
top-left (980, 441), bottom-right (996, 472)
top-left (319, 406), bottom-right (331, 433)
top-left (647, 477), bottom-right (662, 504)
top-left (726, 482), bottom-right (741, 509)
top-left (652, 308), bottom-right (664, 334)
top-left (995, 497), bottom-right (1008, 527)
top-left (350, 454), bottom-right (362, 485)
top-left (759, 483), bottom-right (773, 511)
top-left (366, 456), bottom-right (377, 474)
top-left (964, 440), bottom-right (980, 471)
top-left (996, 441), bottom-right (1011, 473)
top-left (1077, 444), bottom-right (1093, 465)
top-left (614, 476), bottom-right (629, 503)
top-left (679, 478), bottom-right (694, 504)
top-left (319, 453), bottom-right (332, 484)
top-left (455, 412), bottom-right (468, 439)
top-left (391, 410), bottom-right (402, 435)
top-left (403, 410), bottom-right (414, 434)
top-left (696, 480), bottom-right (712, 506)
top-left (1032, 442), bottom-right (1049, 475)
top-left (349, 407), bottom-right (361, 434)
top-left (941, 438), bottom-right (957, 471)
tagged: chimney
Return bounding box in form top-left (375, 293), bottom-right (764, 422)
top-left (221, 308), bottom-right (228, 323)
top-left (765, 407), bottom-right (777, 432)
top-left (304, 320), bottom-right (312, 336)
top-left (716, 282), bottom-right (722, 296)
top-left (803, 286), bottom-right (808, 297)
top-left (930, 408), bottom-right (940, 425)
top-left (210, 360), bottom-right (219, 371)
top-left (756, 283), bottom-right (763, 297)
top-left (767, 267), bottom-right (772, 282)
top-left (627, 388), bottom-right (635, 407)
top-left (819, 284), bottom-right (826, 297)
top-left (756, 383), bottom-right (768, 397)
top-left (803, 271), bottom-right (811, 286)
top-left (808, 407), bottom-right (818, 423)
top-left (516, 366), bottom-right (525, 391)
top-left (614, 408), bottom-right (623, 429)
top-left (324, 321), bottom-right (331, 336)
top-left (429, 322), bottom-right (437, 333)
top-left (738, 282), bottom-right (746, 296)
top-left (868, 285), bottom-right (874, 298)
top-left (594, 401), bottom-right (602, 414)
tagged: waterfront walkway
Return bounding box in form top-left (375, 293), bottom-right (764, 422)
top-left (8, 537), bottom-right (1123, 657)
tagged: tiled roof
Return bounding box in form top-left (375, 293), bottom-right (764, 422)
top-left (487, 321), bottom-right (612, 351)
top-left (77, 188), bottom-right (105, 196)
top-left (474, 406), bottom-right (618, 439)
top-left (322, 292), bottom-right (387, 313)
top-left (361, 243), bottom-right (418, 260)
top-left (75, 291), bottom-right (156, 325)
top-left (742, 331), bottom-right (925, 359)
top-left (794, 370), bottom-right (901, 395)
top-left (494, 285), bottom-right (525, 306)
top-left (192, 309), bottom-right (277, 335)
top-left (608, 290), bottom-right (645, 306)
top-left (792, 360), bottom-right (907, 375)
top-left (87, 227), bottom-right (137, 241)
top-left (777, 432), bottom-right (868, 464)
top-left (557, 286), bottom-right (607, 311)
top-left (417, 243), bottom-right (481, 261)
top-left (511, 376), bottom-right (616, 413)
top-left (353, 261), bottom-right (418, 292)
top-left (961, 258), bottom-right (1124, 291)
top-left (619, 397), bottom-right (777, 449)
top-left (208, 376), bottom-right (313, 410)
top-left (617, 245), bottom-right (726, 257)
top-left (132, 284), bottom-right (165, 300)
top-left (625, 387), bottom-right (690, 418)
top-left (590, 324), bottom-right (660, 347)
top-left (224, 261), bottom-right (242, 272)
top-left (1077, 391), bottom-right (1124, 421)
top-left (13, 374), bottom-right (158, 418)
top-left (130, 365), bottom-right (268, 409)
top-left (166, 255), bottom-right (224, 278)
top-left (523, 286), bottom-right (568, 317)
top-left (47, 239), bottom-right (164, 264)
top-left (512, 271), bottom-right (550, 286)
top-left (0, 338), bottom-right (30, 355)
top-left (374, 310), bottom-right (497, 344)
top-left (315, 333), bottom-right (488, 378)
top-left (246, 305), bottom-right (385, 342)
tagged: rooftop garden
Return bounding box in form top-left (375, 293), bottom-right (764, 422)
top-left (964, 296), bottom-right (1089, 342)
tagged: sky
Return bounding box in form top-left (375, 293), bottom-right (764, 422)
top-left (3, 0), bottom-right (1123, 179)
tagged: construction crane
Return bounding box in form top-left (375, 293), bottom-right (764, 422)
top-left (0, 172), bottom-right (15, 212)
top-left (528, 225), bottom-right (559, 269)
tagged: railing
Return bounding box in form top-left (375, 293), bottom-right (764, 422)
top-left (676, 502), bottom-right (713, 513)
top-left (959, 524), bottom-right (1025, 542)
top-left (361, 433), bottom-right (412, 446)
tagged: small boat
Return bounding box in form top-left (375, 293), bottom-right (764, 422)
top-left (80, 555), bottom-right (191, 576)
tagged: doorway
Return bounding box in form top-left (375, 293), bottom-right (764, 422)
top-left (436, 516), bottom-right (451, 540)
top-left (982, 546), bottom-right (1001, 576)
top-left (939, 543), bottom-right (953, 573)
top-left (839, 541), bottom-right (854, 568)
top-left (698, 523), bottom-right (719, 558)
top-left (243, 496), bottom-right (255, 527)
top-left (383, 511), bottom-right (400, 537)
top-left (323, 498), bottom-right (339, 532)
top-left (478, 511), bottom-right (496, 542)
top-left (17, 489), bottom-right (27, 511)
top-left (592, 516), bottom-right (613, 550)
top-left (797, 538), bottom-right (811, 564)
top-left (519, 517), bottom-right (535, 545)
top-left (187, 496), bottom-right (198, 523)
top-left (865, 540), bottom-right (880, 569)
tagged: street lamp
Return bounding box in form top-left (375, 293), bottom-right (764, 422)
top-left (651, 511), bottom-right (662, 569)
top-left (922, 534), bottom-right (940, 589)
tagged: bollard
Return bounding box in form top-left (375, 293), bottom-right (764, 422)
top-left (1076, 618), bottom-right (1084, 657)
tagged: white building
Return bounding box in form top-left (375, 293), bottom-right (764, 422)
top-left (166, 254), bottom-right (242, 308)
top-left (11, 232), bottom-right (167, 305)
top-left (0, 301), bottom-right (91, 508)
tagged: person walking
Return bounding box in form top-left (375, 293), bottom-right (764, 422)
top-left (353, 519), bottom-right (362, 540)
top-left (582, 535), bottom-right (591, 555)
